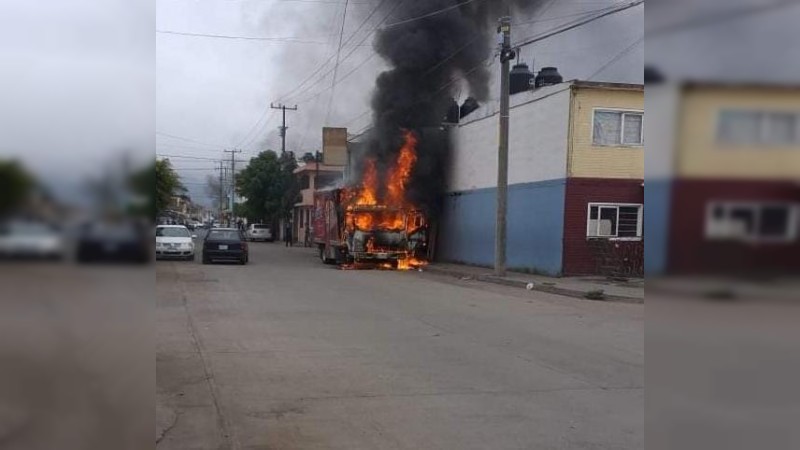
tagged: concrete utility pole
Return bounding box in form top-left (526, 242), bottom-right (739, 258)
top-left (224, 149), bottom-right (242, 218)
top-left (270, 103), bottom-right (298, 154)
top-left (495, 16), bottom-right (514, 277)
top-left (217, 161), bottom-right (225, 220)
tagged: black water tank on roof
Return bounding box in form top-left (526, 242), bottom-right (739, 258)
top-left (535, 67), bottom-right (563, 88)
top-left (510, 63), bottom-right (535, 95)
top-left (644, 65), bottom-right (665, 84)
top-left (445, 98), bottom-right (460, 124)
top-left (460, 97), bottom-right (480, 119)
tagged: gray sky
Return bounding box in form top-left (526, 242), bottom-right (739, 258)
top-left (3, 0), bottom-right (796, 207)
top-left (156, 0), bottom-right (644, 205)
top-left (0, 0), bottom-right (153, 203)
top-left (0, 0), bottom-right (644, 207)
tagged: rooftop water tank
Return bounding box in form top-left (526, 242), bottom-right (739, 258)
top-left (534, 67), bottom-right (563, 88)
top-left (510, 63), bottom-right (535, 95)
top-left (460, 97), bottom-right (480, 119)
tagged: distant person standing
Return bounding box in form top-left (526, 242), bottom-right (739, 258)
top-left (284, 223), bottom-right (293, 247)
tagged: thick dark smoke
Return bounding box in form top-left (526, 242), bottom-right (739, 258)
top-left (358, 0), bottom-right (542, 216)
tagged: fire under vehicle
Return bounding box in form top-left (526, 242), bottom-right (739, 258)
top-left (313, 129), bottom-right (429, 269)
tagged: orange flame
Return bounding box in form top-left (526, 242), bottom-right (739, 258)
top-left (340, 129), bottom-right (429, 270)
top-left (355, 159), bottom-right (378, 206)
top-left (397, 257), bottom-right (428, 271)
top-left (386, 130), bottom-right (418, 207)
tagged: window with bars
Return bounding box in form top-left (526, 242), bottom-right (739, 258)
top-left (592, 110), bottom-right (644, 146)
top-left (587, 203), bottom-right (643, 239)
top-left (705, 202), bottom-right (798, 242)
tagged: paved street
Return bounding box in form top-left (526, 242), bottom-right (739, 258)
top-left (157, 240), bottom-right (643, 449)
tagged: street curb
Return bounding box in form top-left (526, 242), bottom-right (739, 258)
top-left (422, 265), bottom-right (644, 304)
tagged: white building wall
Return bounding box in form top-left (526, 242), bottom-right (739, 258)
top-left (644, 83), bottom-right (680, 179)
top-left (447, 83), bottom-right (572, 192)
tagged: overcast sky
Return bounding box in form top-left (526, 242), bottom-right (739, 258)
top-left (0, 0), bottom-right (153, 204)
top-left (156, 0), bottom-right (644, 205)
top-left (2, 1), bottom-right (797, 208)
top-left (0, 0), bottom-right (647, 207)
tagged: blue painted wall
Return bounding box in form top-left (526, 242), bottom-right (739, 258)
top-left (644, 179), bottom-right (672, 275)
top-left (437, 179), bottom-right (566, 276)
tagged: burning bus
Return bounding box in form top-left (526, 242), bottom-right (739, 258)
top-left (313, 130), bottom-right (429, 269)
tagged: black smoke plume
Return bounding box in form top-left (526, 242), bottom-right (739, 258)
top-left (356, 0), bottom-right (542, 216)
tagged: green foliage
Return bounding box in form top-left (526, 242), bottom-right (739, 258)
top-left (154, 159), bottom-right (185, 216)
top-left (236, 150), bottom-right (298, 223)
top-left (129, 161), bottom-right (157, 218)
top-left (0, 160), bottom-right (34, 216)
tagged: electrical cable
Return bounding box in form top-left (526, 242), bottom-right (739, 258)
top-left (381, 0), bottom-right (484, 29)
top-left (155, 29), bottom-right (328, 44)
top-left (585, 35), bottom-right (643, 80)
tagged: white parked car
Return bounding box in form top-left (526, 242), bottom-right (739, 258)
top-left (246, 224), bottom-right (274, 242)
top-left (155, 225), bottom-right (196, 261)
top-left (0, 221), bottom-right (64, 260)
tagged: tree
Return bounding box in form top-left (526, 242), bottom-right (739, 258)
top-left (129, 161), bottom-right (156, 218)
top-left (155, 159), bottom-right (184, 216)
top-left (236, 150), bottom-right (298, 224)
top-left (0, 160), bottom-right (34, 217)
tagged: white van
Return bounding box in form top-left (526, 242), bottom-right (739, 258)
top-left (246, 224), bottom-right (274, 242)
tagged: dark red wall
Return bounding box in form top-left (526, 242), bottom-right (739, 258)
top-left (668, 179), bottom-right (800, 275)
top-left (563, 178), bottom-right (645, 276)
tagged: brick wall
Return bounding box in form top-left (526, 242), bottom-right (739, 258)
top-left (563, 178), bottom-right (645, 276)
top-left (668, 179), bottom-right (800, 275)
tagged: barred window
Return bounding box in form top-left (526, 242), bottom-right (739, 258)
top-left (706, 202), bottom-right (798, 242)
top-left (587, 203), bottom-right (643, 239)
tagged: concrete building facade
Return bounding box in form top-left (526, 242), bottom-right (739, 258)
top-left (439, 81), bottom-right (644, 276)
top-left (645, 82), bottom-right (800, 275)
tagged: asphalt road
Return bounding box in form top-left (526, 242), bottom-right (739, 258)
top-left (157, 240), bottom-right (643, 449)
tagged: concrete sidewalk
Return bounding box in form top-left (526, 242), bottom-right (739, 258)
top-left (422, 262), bottom-right (644, 303)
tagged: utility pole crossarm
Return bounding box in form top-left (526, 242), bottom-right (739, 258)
top-left (270, 103), bottom-right (299, 154)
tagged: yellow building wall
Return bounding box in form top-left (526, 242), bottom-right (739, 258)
top-left (322, 127), bottom-right (348, 166)
top-left (568, 86), bottom-right (644, 179)
top-left (677, 86), bottom-right (800, 180)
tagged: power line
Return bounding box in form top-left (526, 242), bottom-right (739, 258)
top-left (156, 131), bottom-right (227, 149)
top-left (294, 52), bottom-right (377, 104)
top-left (155, 29), bottom-right (329, 44)
top-left (236, 109), bottom-right (277, 150)
top-left (236, 0), bottom-right (395, 151)
top-left (513, 0), bottom-right (644, 48)
top-left (586, 35), bottom-right (643, 80)
top-left (157, 154), bottom-right (224, 161)
top-left (325, 0), bottom-right (351, 124)
top-left (514, 3), bottom-right (623, 26)
top-left (647, 0), bottom-right (796, 37)
top-left (172, 168), bottom-right (218, 171)
top-left (280, 0), bottom-right (400, 103)
top-left (344, 0), bottom-right (619, 133)
top-left (156, 143), bottom-right (229, 152)
top-left (382, 0), bottom-right (484, 29)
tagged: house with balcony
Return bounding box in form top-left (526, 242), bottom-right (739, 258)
top-left (646, 81), bottom-right (800, 275)
top-left (439, 80), bottom-right (644, 277)
top-left (291, 127), bottom-right (348, 245)
top-left (293, 162), bottom-right (344, 245)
